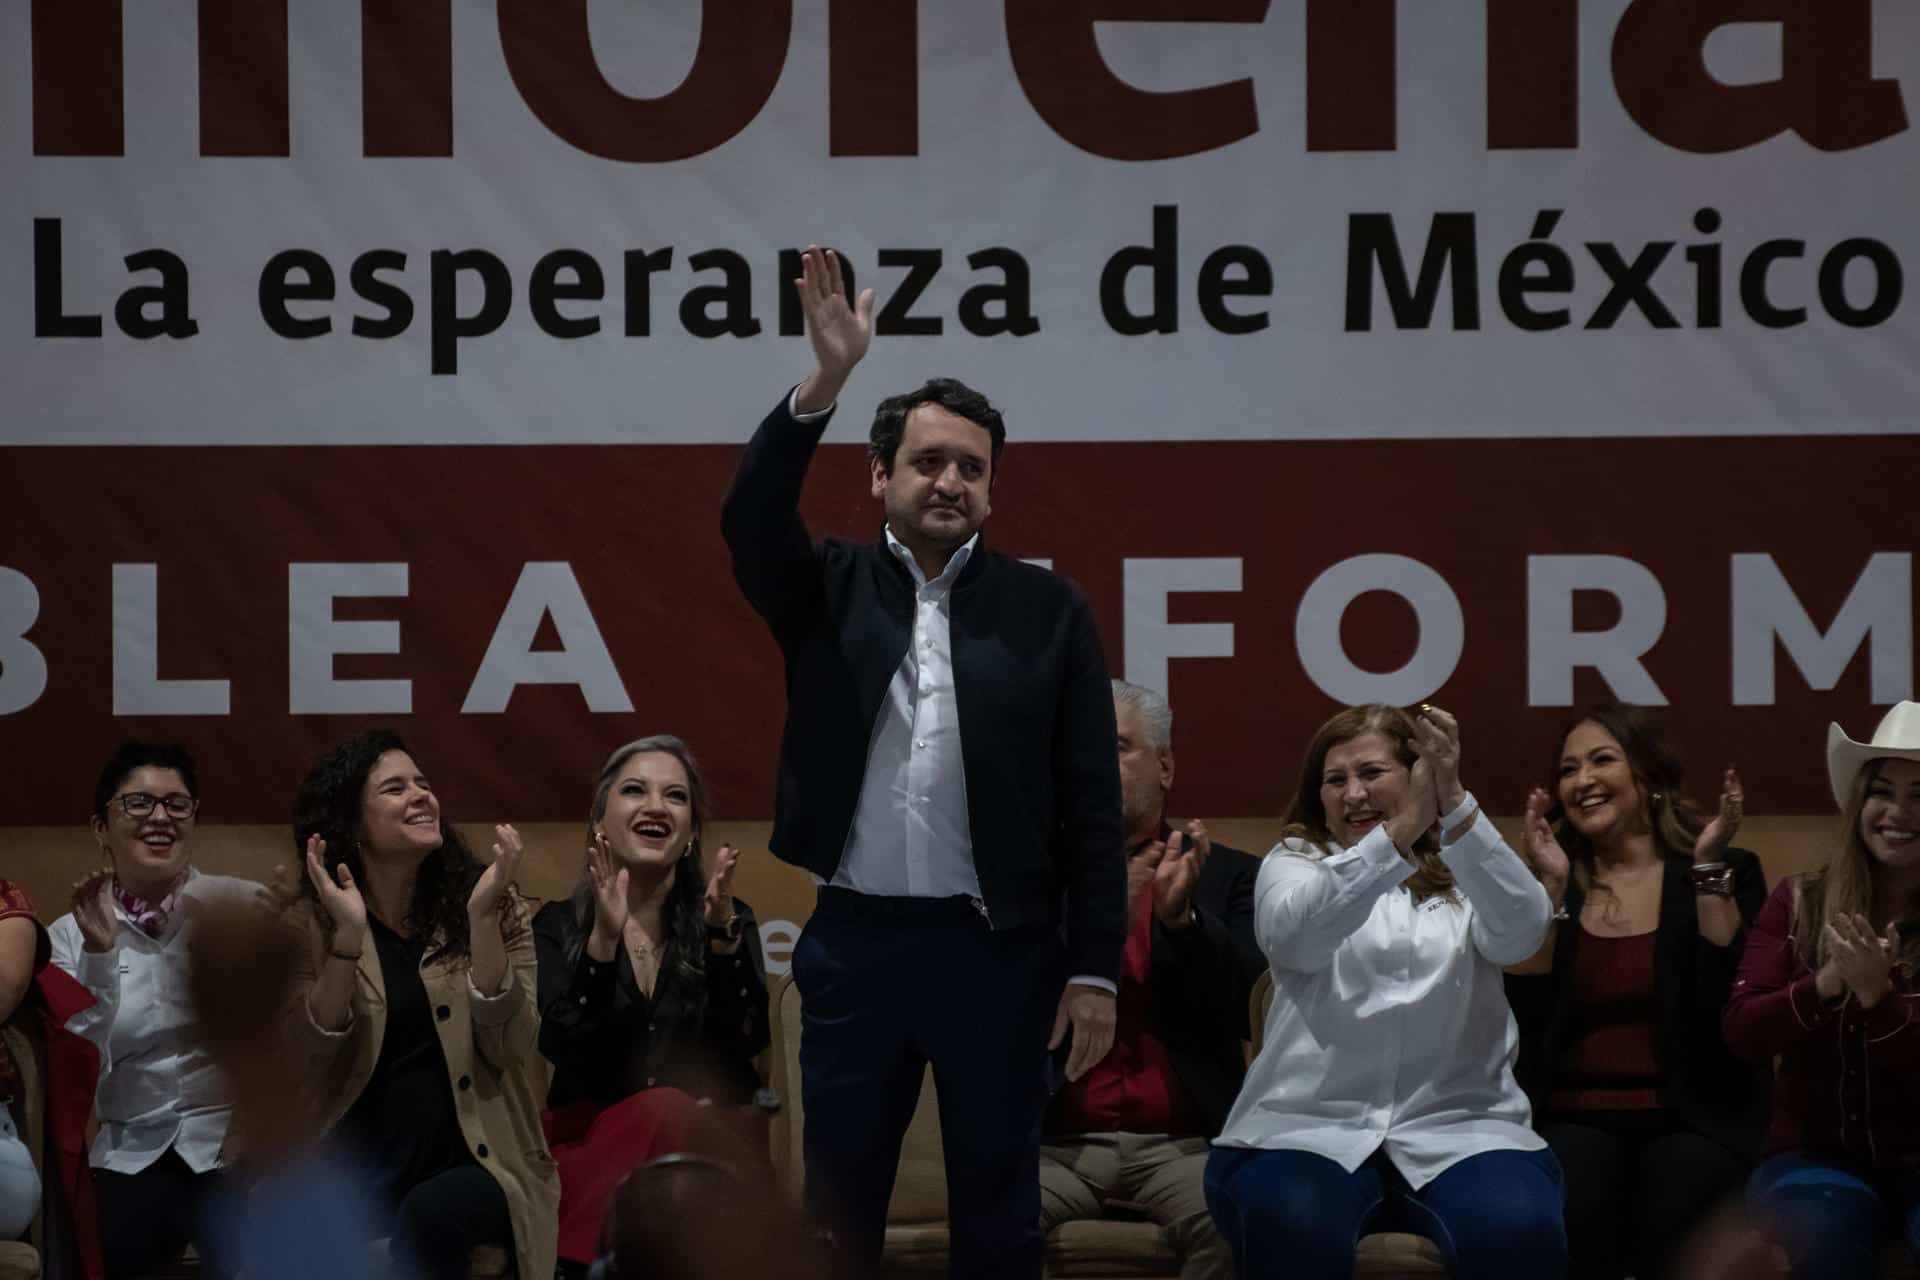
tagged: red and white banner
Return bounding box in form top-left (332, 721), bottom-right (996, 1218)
top-left (4, 2), bottom-right (1917, 821)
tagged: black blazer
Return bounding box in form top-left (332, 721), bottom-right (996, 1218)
top-left (1507, 848), bottom-right (1770, 1159)
top-left (721, 393), bottom-right (1127, 982)
top-left (1146, 840), bottom-right (1263, 1136)
top-left (533, 897), bottom-right (770, 1110)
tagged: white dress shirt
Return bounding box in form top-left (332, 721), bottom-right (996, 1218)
top-left (48, 869), bottom-right (264, 1174)
top-left (792, 389), bottom-right (1114, 994)
top-left (1215, 795), bottom-right (1551, 1188)
top-left (834, 526), bottom-right (985, 899)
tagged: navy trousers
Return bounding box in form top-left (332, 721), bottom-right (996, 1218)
top-left (1204, 1143), bottom-right (1567, 1280)
top-left (794, 888), bottom-right (1065, 1279)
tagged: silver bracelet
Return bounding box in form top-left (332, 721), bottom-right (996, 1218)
top-left (1690, 861), bottom-right (1735, 897)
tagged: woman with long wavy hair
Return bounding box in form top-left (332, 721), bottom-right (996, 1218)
top-left (533, 734), bottom-right (769, 1275)
top-left (1724, 702), bottom-right (1920, 1278)
top-left (283, 728), bottom-right (557, 1280)
top-left (1506, 701), bottom-right (1767, 1280)
top-left (1206, 703), bottom-right (1564, 1280)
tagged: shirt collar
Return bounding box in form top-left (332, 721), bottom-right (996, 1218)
top-left (883, 525), bottom-right (977, 590)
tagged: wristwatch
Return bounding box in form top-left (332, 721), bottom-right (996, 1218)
top-left (705, 913), bottom-right (743, 943)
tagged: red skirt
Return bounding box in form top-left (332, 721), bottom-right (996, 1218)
top-left (543, 1089), bottom-right (708, 1263)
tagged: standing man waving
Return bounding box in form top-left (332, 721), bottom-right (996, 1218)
top-left (722, 247), bottom-right (1126, 1278)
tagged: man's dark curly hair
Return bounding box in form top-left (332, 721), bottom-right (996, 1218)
top-left (867, 377), bottom-right (1006, 478)
top-left (291, 728), bottom-right (495, 961)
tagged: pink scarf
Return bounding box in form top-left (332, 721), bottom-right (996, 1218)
top-left (111, 880), bottom-right (182, 939)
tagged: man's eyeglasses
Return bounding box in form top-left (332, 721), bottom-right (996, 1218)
top-left (112, 792), bottom-right (199, 820)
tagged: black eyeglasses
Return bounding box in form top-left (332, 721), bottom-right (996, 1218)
top-left (112, 792), bottom-right (199, 820)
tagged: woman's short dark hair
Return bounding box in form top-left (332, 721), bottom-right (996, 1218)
top-left (93, 741), bottom-right (199, 817)
top-left (868, 377), bottom-right (1007, 475)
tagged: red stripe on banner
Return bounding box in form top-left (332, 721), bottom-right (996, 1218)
top-left (0, 436), bottom-right (1913, 825)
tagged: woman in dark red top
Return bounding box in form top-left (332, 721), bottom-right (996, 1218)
top-left (1725, 701), bottom-right (1920, 1279)
top-left (1507, 702), bottom-right (1768, 1280)
top-left (0, 878), bottom-right (103, 1279)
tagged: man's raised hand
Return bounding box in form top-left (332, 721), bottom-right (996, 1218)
top-left (793, 246), bottom-right (876, 414)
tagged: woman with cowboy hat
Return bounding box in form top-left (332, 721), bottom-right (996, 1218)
top-left (1723, 701), bottom-right (1920, 1278)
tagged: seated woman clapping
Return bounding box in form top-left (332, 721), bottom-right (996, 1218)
top-left (284, 729), bottom-right (558, 1280)
top-left (533, 735), bottom-right (770, 1273)
top-left (1724, 701), bottom-right (1920, 1278)
top-left (1206, 704), bottom-right (1565, 1280)
top-left (1506, 702), bottom-right (1768, 1280)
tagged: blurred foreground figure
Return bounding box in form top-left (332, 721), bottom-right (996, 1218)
top-left (590, 1153), bottom-right (833, 1280)
top-left (188, 894), bottom-right (382, 1280)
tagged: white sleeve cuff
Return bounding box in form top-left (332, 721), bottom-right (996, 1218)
top-left (1439, 791), bottom-right (1478, 834)
top-left (1067, 974), bottom-right (1118, 996)
top-left (75, 945), bottom-right (120, 990)
top-left (787, 385), bottom-right (835, 422)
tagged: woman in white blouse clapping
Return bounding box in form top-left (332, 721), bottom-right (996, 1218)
top-left (1205, 704), bottom-right (1565, 1279)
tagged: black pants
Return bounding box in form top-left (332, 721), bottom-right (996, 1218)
top-left (1542, 1109), bottom-right (1749, 1280)
top-left (392, 1161), bottom-right (515, 1280)
top-left (93, 1149), bottom-right (230, 1280)
top-left (794, 889), bottom-right (1065, 1280)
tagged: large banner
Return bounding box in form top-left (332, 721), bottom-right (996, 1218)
top-left (4, 2), bottom-right (1917, 823)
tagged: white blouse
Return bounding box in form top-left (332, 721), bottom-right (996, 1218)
top-left (1214, 795), bottom-right (1551, 1188)
top-left (49, 870), bottom-right (264, 1175)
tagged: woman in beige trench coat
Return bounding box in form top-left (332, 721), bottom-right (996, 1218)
top-left (282, 728), bottom-right (559, 1280)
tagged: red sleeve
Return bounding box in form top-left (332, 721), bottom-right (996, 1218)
top-left (0, 879), bottom-right (51, 974)
top-left (1722, 877), bottom-right (1841, 1061)
top-left (1861, 969), bottom-right (1919, 1051)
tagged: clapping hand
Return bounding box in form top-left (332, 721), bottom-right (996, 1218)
top-left (1387, 753), bottom-right (1439, 853)
top-left (303, 833), bottom-right (368, 940)
top-left (1694, 765), bottom-right (1744, 863)
top-left (1521, 787), bottom-right (1571, 908)
top-left (1822, 912), bottom-right (1898, 1008)
top-left (1151, 829), bottom-right (1203, 930)
top-left (1411, 704), bottom-right (1466, 816)
top-left (585, 829), bottom-right (629, 962)
top-left (704, 844), bottom-right (741, 936)
top-left (70, 868), bottom-right (116, 953)
top-left (468, 824), bottom-right (524, 920)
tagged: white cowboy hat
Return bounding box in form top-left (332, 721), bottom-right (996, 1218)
top-left (1827, 700), bottom-right (1920, 810)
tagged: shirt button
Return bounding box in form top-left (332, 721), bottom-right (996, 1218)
top-left (646, 1077), bottom-right (657, 1088)
top-left (577, 995), bottom-right (588, 1006)
top-left (435, 1004), bottom-right (451, 1021)
top-left (916, 739), bottom-right (927, 748)
top-left (458, 1075), bottom-right (471, 1091)
top-left (476, 1143), bottom-right (489, 1158)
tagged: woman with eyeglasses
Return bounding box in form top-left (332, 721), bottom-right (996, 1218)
top-left (48, 741), bottom-right (264, 1279)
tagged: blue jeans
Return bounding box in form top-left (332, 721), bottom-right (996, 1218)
top-left (1749, 1153), bottom-right (1920, 1280)
top-left (1204, 1144), bottom-right (1566, 1280)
